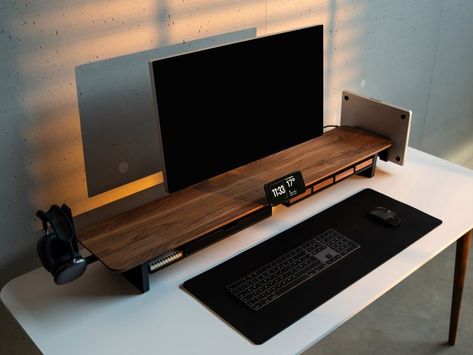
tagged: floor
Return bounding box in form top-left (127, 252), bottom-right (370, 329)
top-left (304, 242), bottom-right (473, 355)
top-left (1, 242), bottom-right (472, 355)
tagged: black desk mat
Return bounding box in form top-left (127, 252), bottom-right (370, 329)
top-left (183, 189), bottom-right (442, 344)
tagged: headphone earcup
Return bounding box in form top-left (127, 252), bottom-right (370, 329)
top-left (37, 235), bottom-right (58, 273)
top-left (37, 234), bottom-right (71, 275)
top-left (54, 258), bottom-right (87, 285)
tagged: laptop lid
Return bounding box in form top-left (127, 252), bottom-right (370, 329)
top-left (340, 90), bottom-right (411, 165)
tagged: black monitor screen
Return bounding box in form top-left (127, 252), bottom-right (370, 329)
top-left (151, 25), bottom-right (323, 193)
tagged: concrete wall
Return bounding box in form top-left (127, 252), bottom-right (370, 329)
top-left (1, 0), bottom-right (472, 353)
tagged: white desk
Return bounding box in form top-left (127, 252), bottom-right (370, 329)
top-left (2, 148), bottom-right (473, 355)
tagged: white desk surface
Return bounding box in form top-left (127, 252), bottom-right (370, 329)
top-left (2, 148), bottom-right (473, 355)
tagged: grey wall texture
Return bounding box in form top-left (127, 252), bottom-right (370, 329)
top-left (1, 0), bottom-right (472, 353)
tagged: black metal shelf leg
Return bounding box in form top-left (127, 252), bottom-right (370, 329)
top-left (356, 155), bottom-right (378, 178)
top-left (121, 264), bottom-right (150, 293)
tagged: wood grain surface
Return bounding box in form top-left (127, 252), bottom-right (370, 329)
top-left (78, 126), bottom-right (391, 272)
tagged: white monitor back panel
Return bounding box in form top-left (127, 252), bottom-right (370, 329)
top-left (76, 29), bottom-right (257, 196)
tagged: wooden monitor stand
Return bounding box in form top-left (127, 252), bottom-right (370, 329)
top-left (77, 126), bottom-right (391, 292)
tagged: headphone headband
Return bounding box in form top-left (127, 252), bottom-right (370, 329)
top-left (36, 204), bottom-right (76, 243)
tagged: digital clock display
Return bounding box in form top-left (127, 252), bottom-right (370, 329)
top-left (264, 171), bottom-right (306, 206)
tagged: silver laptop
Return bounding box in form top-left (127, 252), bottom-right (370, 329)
top-left (340, 90), bottom-right (412, 165)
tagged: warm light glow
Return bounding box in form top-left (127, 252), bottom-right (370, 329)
top-left (72, 171), bottom-right (164, 216)
top-left (30, 169), bottom-right (163, 218)
top-left (12, 1), bottom-right (160, 36)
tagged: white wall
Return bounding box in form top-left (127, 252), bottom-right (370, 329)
top-left (1, 1), bottom-right (472, 353)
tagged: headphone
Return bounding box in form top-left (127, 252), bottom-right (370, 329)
top-left (36, 204), bottom-right (87, 285)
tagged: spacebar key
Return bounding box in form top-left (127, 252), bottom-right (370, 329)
top-left (274, 273), bottom-right (313, 298)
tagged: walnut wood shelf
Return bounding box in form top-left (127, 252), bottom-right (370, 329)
top-left (78, 126), bottom-right (391, 291)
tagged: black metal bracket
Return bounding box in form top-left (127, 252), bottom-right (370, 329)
top-left (356, 154), bottom-right (378, 178)
top-left (121, 264), bottom-right (150, 293)
top-left (85, 255), bottom-right (98, 265)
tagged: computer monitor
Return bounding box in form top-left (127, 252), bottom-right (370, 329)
top-left (150, 25), bottom-right (324, 193)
